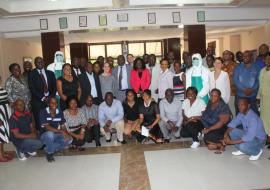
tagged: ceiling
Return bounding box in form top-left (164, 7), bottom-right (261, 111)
top-left (1, 0), bottom-right (270, 17)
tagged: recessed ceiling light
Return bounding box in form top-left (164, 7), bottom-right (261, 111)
top-left (48, 0), bottom-right (58, 2)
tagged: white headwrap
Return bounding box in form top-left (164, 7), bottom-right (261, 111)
top-left (53, 51), bottom-right (64, 70)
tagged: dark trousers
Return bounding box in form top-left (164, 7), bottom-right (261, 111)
top-left (180, 121), bottom-right (204, 142)
top-left (86, 125), bottom-right (100, 144)
top-left (235, 95), bottom-right (259, 115)
top-left (133, 124), bottom-right (163, 143)
top-left (32, 100), bottom-right (47, 131)
top-left (204, 126), bottom-right (227, 144)
top-left (72, 128), bottom-right (89, 147)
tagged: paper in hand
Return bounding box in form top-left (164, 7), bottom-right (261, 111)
top-left (141, 126), bottom-right (149, 137)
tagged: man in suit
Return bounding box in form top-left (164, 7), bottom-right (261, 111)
top-left (112, 55), bottom-right (132, 102)
top-left (71, 57), bottom-right (82, 79)
top-left (78, 62), bottom-right (102, 106)
top-left (28, 57), bottom-right (56, 130)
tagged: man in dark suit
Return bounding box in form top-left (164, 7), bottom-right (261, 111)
top-left (71, 57), bottom-right (82, 79)
top-left (28, 57), bottom-right (56, 130)
top-left (112, 55), bottom-right (132, 102)
top-left (78, 62), bottom-right (102, 106)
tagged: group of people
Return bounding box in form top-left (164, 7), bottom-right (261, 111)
top-left (0, 43), bottom-right (269, 163)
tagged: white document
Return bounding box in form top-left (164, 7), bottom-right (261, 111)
top-left (141, 126), bottom-right (149, 137)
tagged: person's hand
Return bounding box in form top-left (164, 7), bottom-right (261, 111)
top-left (171, 126), bottom-right (178, 133)
top-left (243, 88), bottom-right (253, 96)
top-left (223, 136), bottom-right (233, 145)
top-left (29, 132), bottom-right (37, 139)
top-left (202, 128), bottom-right (210, 134)
top-left (106, 120), bottom-right (112, 127)
top-left (148, 125), bottom-right (154, 129)
top-left (167, 121), bottom-right (175, 130)
top-left (104, 126), bottom-right (110, 133)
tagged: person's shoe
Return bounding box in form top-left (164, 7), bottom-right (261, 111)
top-left (249, 149), bottom-right (263, 161)
top-left (117, 139), bottom-right (127, 144)
top-left (232, 150), bottom-right (245, 156)
top-left (16, 150), bottom-right (27, 161)
top-left (46, 153), bottom-right (55, 162)
top-left (96, 142), bottom-right (101, 147)
top-left (190, 141), bottom-right (200, 149)
top-left (27, 152), bottom-right (37, 156)
top-left (106, 138), bottom-right (111, 142)
top-left (164, 139), bottom-right (170, 143)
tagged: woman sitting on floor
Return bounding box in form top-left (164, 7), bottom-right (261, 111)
top-left (180, 87), bottom-right (206, 149)
top-left (135, 89), bottom-right (163, 143)
top-left (63, 97), bottom-right (88, 150)
top-left (123, 89), bottom-right (140, 138)
top-left (202, 88), bottom-right (232, 152)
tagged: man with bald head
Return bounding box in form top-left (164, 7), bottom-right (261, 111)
top-left (112, 55), bottom-right (132, 102)
top-left (233, 50), bottom-right (260, 115)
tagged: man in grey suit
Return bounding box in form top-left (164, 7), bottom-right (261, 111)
top-left (112, 55), bottom-right (132, 102)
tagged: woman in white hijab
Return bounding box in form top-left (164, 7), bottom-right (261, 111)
top-left (47, 51), bottom-right (65, 79)
top-left (186, 53), bottom-right (210, 104)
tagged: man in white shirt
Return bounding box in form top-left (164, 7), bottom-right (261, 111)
top-left (147, 54), bottom-right (161, 102)
top-left (159, 89), bottom-right (183, 142)
top-left (98, 92), bottom-right (126, 144)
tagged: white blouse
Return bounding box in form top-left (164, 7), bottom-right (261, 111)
top-left (182, 98), bottom-right (206, 118)
top-left (209, 70), bottom-right (231, 103)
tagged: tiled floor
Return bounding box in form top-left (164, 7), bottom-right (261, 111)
top-left (145, 146), bottom-right (270, 190)
top-left (1, 140), bottom-right (270, 190)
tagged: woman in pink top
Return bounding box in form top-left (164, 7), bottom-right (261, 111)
top-left (130, 57), bottom-right (151, 97)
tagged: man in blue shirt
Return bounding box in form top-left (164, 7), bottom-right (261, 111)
top-left (98, 92), bottom-right (126, 144)
top-left (10, 99), bottom-right (43, 161)
top-left (223, 98), bottom-right (266, 161)
top-left (233, 50), bottom-right (260, 115)
top-left (39, 97), bottom-right (72, 162)
top-left (254, 43), bottom-right (269, 70)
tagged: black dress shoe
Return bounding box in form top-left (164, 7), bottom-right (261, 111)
top-left (117, 139), bottom-right (127, 144)
top-left (46, 153), bottom-right (55, 162)
top-left (106, 139), bottom-right (111, 142)
top-left (96, 142), bottom-right (101, 147)
top-left (164, 139), bottom-right (170, 143)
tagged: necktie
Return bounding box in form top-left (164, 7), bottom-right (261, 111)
top-left (76, 68), bottom-right (79, 76)
top-left (39, 70), bottom-right (48, 93)
top-left (119, 66), bottom-right (123, 90)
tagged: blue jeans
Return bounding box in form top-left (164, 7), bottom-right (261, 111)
top-left (229, 128), bottom-right (265, 156)
top-left (40, 131), bottom-right (72, 154)
top-left (15, 138), bottom-right (43, 153)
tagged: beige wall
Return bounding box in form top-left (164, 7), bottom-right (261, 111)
top-left (216, 23), bottom-right (270, 56)
top-left (0, 38), bottom-right (42, 83)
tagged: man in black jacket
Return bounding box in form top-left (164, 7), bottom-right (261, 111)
top-left (78, 63), bottom-right (102, 106)
top-left (28, 57), bottom-right (56, 130)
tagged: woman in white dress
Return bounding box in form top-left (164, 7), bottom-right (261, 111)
top-left (209, 57), bottom-right (231, 104)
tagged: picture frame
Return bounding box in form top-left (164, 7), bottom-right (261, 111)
top-left (40, 18), bottom-right (48, 30)
top-left (79, 16), bottom-right (87, 27)
top-left (148, 12), bottom-right (156, 24)
top-left (117, 13), bottom-right (128, 22)
top-left (172, 12), bottom-right (181, 23)
top-left (99, 14), bottom-right (107, 26)
top-left (197, 11), bottom-right (205, 22)
top-left (59, 17), bottom-right (68, 29)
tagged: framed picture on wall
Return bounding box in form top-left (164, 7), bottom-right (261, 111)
top-left (40, 18), bottom-right (48, 30)
top-left (79, 16), bottom-right (87, 27)
top-left (148, 12), bottom-right (156, 24)
top-left (117, 13), bottom-right (128, 22)
top-left (99, 15), bottom-right (107, 26)
top-left (172, 12), bottom-right (181, 23)
top-left (59, 17), bottom-right (68, 29)
top-left (197, 11), bottom-right (205, 22)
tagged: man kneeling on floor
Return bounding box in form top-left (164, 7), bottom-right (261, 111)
top-left (10, 99), bottom-right (43, 161)
top-left (39, 97), bottom-right (72, 162)
top-left (223, 98), bottom-right (267, 161)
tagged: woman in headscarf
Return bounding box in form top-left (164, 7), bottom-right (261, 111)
top-left (47, 51), bottom-right (65, 79)
top-left (186, 53), bottom-right (210, 104)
